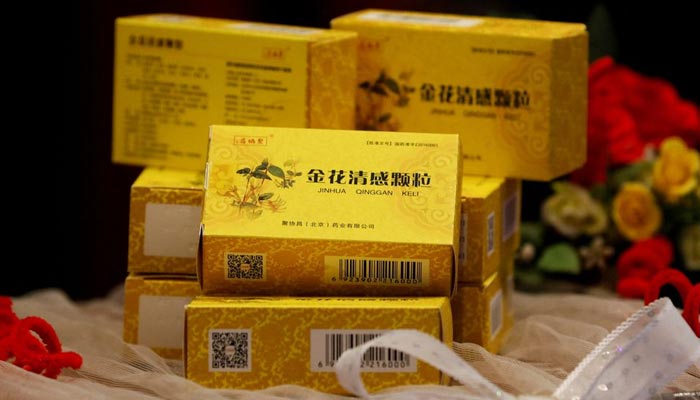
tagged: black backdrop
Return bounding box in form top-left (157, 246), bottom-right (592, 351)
top-left (5, 1), bottom-right (697, 299)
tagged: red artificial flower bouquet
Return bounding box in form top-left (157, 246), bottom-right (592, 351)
top-left (517, 56), bottom-right (700, 298)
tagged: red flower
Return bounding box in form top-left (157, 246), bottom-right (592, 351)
top-left (571, 56), bottom-right (700, 187)
top-left (615, 236), bottom-right (673, 298)
top-left (627, 76), bottom-right (700, 147)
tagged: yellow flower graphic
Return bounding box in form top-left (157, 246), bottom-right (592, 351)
top-left (652, 137), bottom-right (700, 202)
top-left (612, 182), bottom-right (662, 241)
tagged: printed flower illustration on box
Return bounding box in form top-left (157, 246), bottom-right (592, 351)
top-left (219, 158), bottom-right (300, 219)
top-left (356, 69), bottom-right (415, 131)
top-left (516, 56), bottom-right (700, 297)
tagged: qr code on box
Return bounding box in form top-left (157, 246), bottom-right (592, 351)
top-left (209, 329), bottom-right (251, 371)
top-left (226, 253), bottom-right (264, 280)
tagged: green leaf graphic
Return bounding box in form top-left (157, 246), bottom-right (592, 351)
top-left (371, 86), bottom-right (388, 96)
top-left (252, 171), bottom-right (271, 180)
top-left (268, 165), bottom-right (285, 179)
top-left (384, 78), bottom-right (400, 94)
top-left (258, 193), bottom-right (273, 201)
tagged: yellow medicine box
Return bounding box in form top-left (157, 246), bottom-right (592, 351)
top-left (113, 14), bottom-right (357, 170)
top-left (452, 271), bottom-right (513, 353)
top-left (185, 296), bottom-right (452, 393)
top-left (200, 125), bottom-right (462, 296)
top-left (500, 255), bottom-right (516, 320)
top-left (128, 167), bottom-right (203, 275)
top-left (501, 179), bottom-right (521, 255)
top-left (123, 274), bottom-right (201, 359)
top-left (459, 176), bottom-right (503, 283)
top-left (332, 9), bottom-right (588, 180)
top-left (459, 176), bottom-right (520, 283)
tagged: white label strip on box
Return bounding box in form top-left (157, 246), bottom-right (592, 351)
top-left (137, 295), bottom-right (192, 349)
top-left (144, 203), bottom-right (202, 258)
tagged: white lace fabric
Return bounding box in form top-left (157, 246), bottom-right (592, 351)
top-left (336, 298), bottom-right (700, 400)
top-left (2, 288), bottom-right (698, 400)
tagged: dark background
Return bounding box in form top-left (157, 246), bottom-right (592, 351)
top-left (6, 1), bottom-right (698, 299)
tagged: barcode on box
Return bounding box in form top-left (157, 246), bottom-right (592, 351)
top-left (310, 329), bottom-right (416, 372)
top-left (209, 329), bottom-right (252, 372)
top-left (459, 214), bottom-right (468, 267)
top-left (487, 212), bottom-right (495, 257)
top-left (502, 193), bottom-right (518, 242)
top-left (226, 253), bottom-right (265, 280)
top-left (490, 291), bottom-right (503, 339)
top-left (325, 256), bottom-right (428, 286)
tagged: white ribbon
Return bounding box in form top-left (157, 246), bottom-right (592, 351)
top-left (335, 298), bottom-right (700, 400)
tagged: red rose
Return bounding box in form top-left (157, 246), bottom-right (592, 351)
top-left (571, 57), bottom-right (700, 187)
top-left (571, 57), bottom-right (646, 186)
top-left (617, 277), bottom-right (651, 299)
top-left (626, 76), bottom-right (700, 148)
top-left (615, 236), bottom-right (673, 298)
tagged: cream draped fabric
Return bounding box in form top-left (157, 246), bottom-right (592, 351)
top-left (1, 287), bottom-right (698, 400)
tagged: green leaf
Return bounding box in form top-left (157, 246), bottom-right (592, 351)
top-left (255, 159), bottom-right (269, 170)
top-left (236, 168), bottom-right (251, 175)
top-left (384, 78), bottom-right (400, 94)
top-left (536, 243), bottom-right (581, 275)
top-left (589, 183), bottom-right (610, 203)
top-left (287, 170), bottom-right (295, 176)
top-left (371, 85), bottom-right (388, 96)
top-left (515, 268), bottom-right (545, 288)
top-left (251, 170), bottom-right (271, 180)
top-left (520, 222), bottom-right (545, 248)
top-left (268, 165), bottom-right (285, 179)
top-left (377, 70), bottom-right (386, 83)
top-left (258, 192), bottom-right (273, 201)
top-left (358, 81), bottom-right (371, 89)
top-left (378, 113), bottom-right (392, 123)
top-left (610, 161), bottom-right (652, 189)
top-left (295, 172), bottom-right (302, 177)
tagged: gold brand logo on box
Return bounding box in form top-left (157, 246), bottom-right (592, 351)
top-left (262, 47), bottom-right (288, 60)
top-left (234, 136), bottom-right (268, 146)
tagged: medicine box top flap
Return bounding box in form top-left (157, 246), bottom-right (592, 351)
top-left (133, 167), bottom-right (204, 190)
top-left (118, 14), bottom-right (356, 42)
top-left (203, 125), bottom-right (461, 246)
top-left (187, 296), bottom-right (451, 312)
top-left (461, 176), bottom-right (504, 199)
top-left (332, 9), bottom-right (586, 38)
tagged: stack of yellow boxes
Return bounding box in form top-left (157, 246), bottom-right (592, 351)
top-left (114, 9), bottom-right (588, 394)
top-left (122, 167), bottom-right (203, 359)
top-left (115, 15), bottom-right (457, 392)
